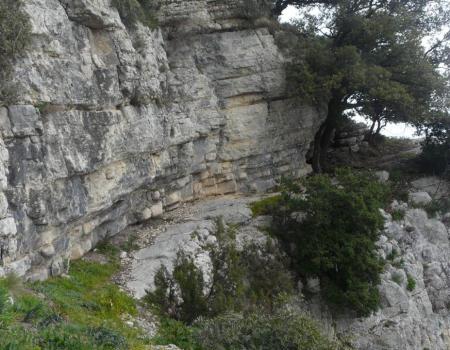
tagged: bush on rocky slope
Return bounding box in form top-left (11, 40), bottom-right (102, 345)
top-left (418, 116), bottom-right (450, 179)
top-left (194, 309), bottom-right (347, 350)
top-left (146, 221), bottom-right (293, 323)
top-left (262, 169), bottom-right (389, 316)
top-left (0, 0), bottom-right (31, 106)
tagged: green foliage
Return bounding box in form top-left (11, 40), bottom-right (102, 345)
top-left (250, 195), bottom-right (282, 217)
top-left (194, 309), bottom-right (346, 350)
top-left (146, 221), bottom-right (294, 324)
top-left (391, 209), bottom-right (406, 222)
top-left (279, 0), bottom-right (449, 171)
top-left (269, 169), bottom-right (387, 316)
top-left (96, 240), bottom-right (121, 260)
top-left (173, 253), bottom-right (209, 324)
top-left (418, 116), bottom-right (449, 178)
top-left (0, 259), bottom-right (150, 350)
top-left (386, 249), bottom-right (399, 262)
top-left (391, 272), bottom-right (403, 286)
top-left (424, 198), bottom-right (450, 218)
top-left (121, 233), bottom-right (140, 253)
top-left (0, 0), bottom-right (31, 106)
top-left (152, 318), bottom-right (202, 350)
top-left (406, 275), bottom-right (416, 292)
top-left (112, 0), bottom-right (160, 29)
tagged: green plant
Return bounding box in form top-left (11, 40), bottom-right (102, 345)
top-left (269, 169), bottom-right (388, 316)
top-left (417, 115), bottom-right (449, 179)
top-left (146, 221), bottom-right (294, 323)
top-left (392, 258), bottom-right (405, 269)
top-left (241, 240), bottom-right (294, 307)
top-left (391, 209), bottom-right (406, 221)
top-left (391, 272), bottom-right (403, 286)
top-left (112, 0), bottom-right (160, 29)
top-left (386, 249), bottom-right (399, 262)
top-left (0, 257), bottom-right (152, 349)
top-left (194, 309), bottom-right (345, 350)
top-left (96, 240), bottom-right (121, 260)
top-left (424, 198), bottom-right (450, 218)
top-left (250, 195), bottom-right (282, 217)
top-left (121, 233), bottom-right (140, 252)
top-left (0, 0), bottom-right (31, 106)
top-left (406, 275), bottom-right (416, 292)
top-left (152, 318), bottom-right (202, 350)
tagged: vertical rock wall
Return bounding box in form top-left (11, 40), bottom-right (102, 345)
top-left (0, 0), bottom-right (323, 279)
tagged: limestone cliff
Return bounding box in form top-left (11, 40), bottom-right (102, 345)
top-left (0, 0), bottom-right (323, 279)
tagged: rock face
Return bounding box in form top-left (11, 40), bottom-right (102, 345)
top-left (0, 0), bottom-right (322, 278)
top-left (303, 201), bottom-right (450, 350)
top-left (121, 193), bottom-right (450, 350)
top-left (122, 193), bottom-right (450, 350)
top-left (124, 195), bottom-right (257, 299)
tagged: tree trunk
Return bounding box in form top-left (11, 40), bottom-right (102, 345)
top-left (312, 98), bottom-right (342, 173)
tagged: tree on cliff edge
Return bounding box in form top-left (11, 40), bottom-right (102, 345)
top-left (274, 0), bottom-right (450, 172)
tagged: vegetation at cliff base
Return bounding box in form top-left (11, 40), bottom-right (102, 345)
top-left (257, 169), bottom-right (389, 316)
top-left (0, 0), bottom-right (31, 106)
top-left (145, 220), bottom-right (349, 350)
top-left (146, 221), bottom-right (293, 324)
top-left (0, 259), bottom-right (149, 350)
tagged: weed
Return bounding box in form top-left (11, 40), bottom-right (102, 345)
top-left (391, 272), bottom-right (403, 286)
top-left (406, 274), bottom-right (416, 292)
top-left (0, 0), bottom-right (31, 106)
top-left (386, 249), bottom-right (399, 261)
top-left (391, 209), bottom-right (405, 221)
top-left (250, 195), bottom-right (282, 217)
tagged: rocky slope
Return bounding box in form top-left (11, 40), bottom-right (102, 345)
top-left (0, 0), bottom-right (323, 278)
top-left (116, 188), bottom-right (450, 350)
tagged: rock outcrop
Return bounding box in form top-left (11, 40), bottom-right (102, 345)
top-left (120, 192), bottom-right (450, 349)
top-left (326, 202), bottom-right (450, 349)
top-left (0, 0), bottom-right (322, 278)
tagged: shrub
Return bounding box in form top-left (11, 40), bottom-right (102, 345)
top-left (391, 272), bottom-right (403, 286)
top-left (146, 221), bottom-right (294, 323)
top-left (112, 0), bottom-right (160, 29)
top-left (250, 195), bottom-right (282, 217)
top-left (424, 198), bottom-right (450, 218)
top-left (418, 116), bottom-right (449, 179)
top-left (391, 209), bottom-right (405, 221)
top-left (194, 309), bottom-right (344, 350)
top-left (0, 0), bottom-right (31, 106)
top-left (269, 169), bottom-right (388, 316)
top-left (406, 275), bottom-right (416, 292)
top-left (152, 318), bottom-right (201, 350)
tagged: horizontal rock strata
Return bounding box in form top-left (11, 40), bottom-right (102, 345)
top-left (0, 0), bottom-right (323, 279)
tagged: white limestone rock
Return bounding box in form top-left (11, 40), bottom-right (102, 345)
top-left (408, 191), bottom-right (433, 206)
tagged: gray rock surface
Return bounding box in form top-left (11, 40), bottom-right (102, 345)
top-left (2, 0), bottom-right (323, 277)
top-left (124, 195), bottom-right (260, 299)
top-left (120, 194), bottom-right (450, 350)
top-left (321, 204), bottom-right (450, 350)
top-left (409, 191), bottom-right (433, 206)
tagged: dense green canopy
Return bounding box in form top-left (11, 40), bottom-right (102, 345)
top-left (274, 0), bottom-right (449, 171)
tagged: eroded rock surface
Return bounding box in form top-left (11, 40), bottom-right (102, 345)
top-left (1, 0), bottom-right (322, 277)
top-left (122, 195), bottom-right (257, 299)
top-left (120, 193), bottom-right (450, 350)
top-left (316, 203), bottom-right (450, 350)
